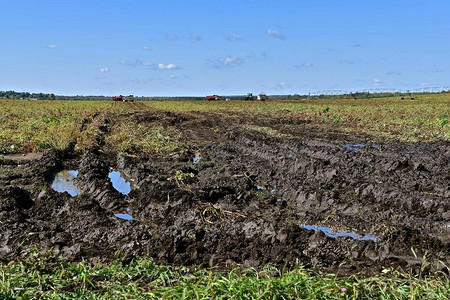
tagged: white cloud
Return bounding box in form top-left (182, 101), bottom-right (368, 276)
top-left (210, 55), bottom-right (244, 68)
top-left (277, 82), bottom-right (288, 89)
top-left (120, 59), bottom-right (153, 67)
top-left (225, 33), bottom-right (245, 41)
top-left (190, 34), bottom-right (202, 42)
top-left (294, 63), bottom-right (314, 68)
top-left (120, 59), bottom-right (140, 66)
top-left (373, 78), bottom-right (384, 86)
top-left (266, 29), bottom-right (285, 40)
top-left (157, 63), bottom-right (179, 70)
top-left (47, 45), bottom-right (59, 49)
top-left (99, 67), bottom-right (110, 72)
top-left (129, 78), bottom-right (159, 84)
top-left (386, 71), bottom-right (402, 75)
top-left (169, 74), bottom-right (189, 80)
top-left (165, 34), bottom-right (178, 40)
top-left (141, 46), bottom-right (151, 50)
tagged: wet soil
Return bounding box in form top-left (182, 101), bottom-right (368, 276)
top-left (1, 110), bottom-right (449, 275)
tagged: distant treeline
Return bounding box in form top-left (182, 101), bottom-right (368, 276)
top-left (0, 90), bottom-right (56, 100)
top-left (2, 90), bottom-right (450, 101)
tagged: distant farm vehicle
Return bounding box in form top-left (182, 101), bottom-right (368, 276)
top-left (245, 93), bottom-right (267, 101)
top-left (112, 95), bottom-right (134, 102)
top-left (245, 93), bottom-right (255, 101)
top-left (401, 91), bottom-right (414, 100)
top-left (257, 93), bottom-right (268, 101)
top-left (206, 95), bottom-right (222, 101)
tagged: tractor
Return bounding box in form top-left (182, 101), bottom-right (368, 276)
top-left (206, 95), bottom-right (222, 101)
top-left (245, 93), bottom-right (255, 101)
top-left (112, 95), bottom-right (134, 102)
top-left (257, 93), bottom-right (268, 101)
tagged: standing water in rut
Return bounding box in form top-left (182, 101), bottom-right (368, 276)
top-left (300, 224), bottom-right (377, 242)
top-left (51, 170), bottom-right (80, 196)
top-left (108, 169), bottom-right (131, 195)
top-left (193, 154), bottom-right (201, 164)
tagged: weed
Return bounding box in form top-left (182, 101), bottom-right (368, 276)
top-left (245, 125), bottom-right (287, 138)
top-left (167, 170), bottom-right (195, 186)
top-left (107, 124), bottom-right (181, 155)
top-left (438, 114), bottom-right (449, 127)
top-left (333, 117), bottom-right (345, 124)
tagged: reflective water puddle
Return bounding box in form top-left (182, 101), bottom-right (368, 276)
top-left (257, 185), bottom-right (282, 202)
top-left (342, 144), bottom-right (365, 152)
top-left (108, 170), bottom-right (131, 195)
top-left (300, 224), bottom-right (377, 242)
top-left (342, 143), bottom-right (382, 152)
top-left (114, 208), bottom-right (134, 221)
top-left (51, 170), bottom-right (80, 196)
top-left (114, 213), bottom-right (134, 221)
top-left (193, 154), bottom-right (201, 164)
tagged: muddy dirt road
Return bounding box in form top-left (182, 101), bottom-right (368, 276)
top-left (1, 110), bottom-right (449, 275)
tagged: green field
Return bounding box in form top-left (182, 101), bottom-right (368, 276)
top-left (1, 95), bottom-right (450, 299)
top-left (0, 94), bottom-right (449, 154)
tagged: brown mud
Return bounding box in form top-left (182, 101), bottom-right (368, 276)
top-left (1, 110), bottom-right (449, 275)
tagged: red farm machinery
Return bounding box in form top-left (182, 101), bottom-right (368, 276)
top-left (112, 95), bottom-right (134, 102)
top-left (206, 95), bottom-right (222, 101)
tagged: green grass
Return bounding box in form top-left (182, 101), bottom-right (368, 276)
top-left (0, 94), bottom-right (449, 154)
top-left (0, 100), bottom-right (108, 153)
top-left (2, 250), bottom-right (450, 299)
top-left (244, 125), bottom-right (288, 138)
top-left (106, 124), bottom-right (182, 155)
top-left (139, 94), bottom-right (450, 141)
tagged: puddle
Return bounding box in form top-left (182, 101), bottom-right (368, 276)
top-left (193, 154), bottom-right (201, 164)
top-left (300, 224), bottom-right (377, 242)
top-left (114, 213), bottom-right (134, 221)
top-left (51, 170), bottom-right (80, 196)
top-left (342, 144), bottom-right (365, 152)
top-left (405, 146), bottom-right (421, 154)
top-left (268, 189), bottom-right (282, 202)
top-left (108, 170), bottom-right (131, 195)
top-left (114, 208), bottom-right (134, 220)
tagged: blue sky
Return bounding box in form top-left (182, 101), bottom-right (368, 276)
top-left (1, 0), bottom-right (449, 96)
